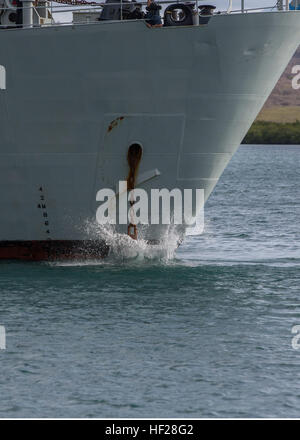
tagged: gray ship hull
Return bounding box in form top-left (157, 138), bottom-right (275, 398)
top-left (0, 12), bottom-right (299, 259)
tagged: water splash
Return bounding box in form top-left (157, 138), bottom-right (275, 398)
top-left (85, 223), bottom-right (180, 262)
top-left (49, 221), bottom-right (182, 267)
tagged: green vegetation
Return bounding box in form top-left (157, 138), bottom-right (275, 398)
top-left (257, 106), bottom-right (300, 123)
top-left (242, 121), bottom-right (300, 145)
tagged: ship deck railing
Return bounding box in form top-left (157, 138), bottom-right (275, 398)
top-left (0, 0), bottom-right (299, 30)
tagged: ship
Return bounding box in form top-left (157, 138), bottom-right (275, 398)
top-left (0, 0), bottom-right (299, 260)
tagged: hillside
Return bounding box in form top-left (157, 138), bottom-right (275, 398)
top-left (243, 47), bottom-right (300, 143)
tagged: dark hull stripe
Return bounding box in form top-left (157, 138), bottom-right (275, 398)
top-left (0, 241), bottom-right (109, 261)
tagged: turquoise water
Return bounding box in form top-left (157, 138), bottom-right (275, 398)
top-left (1, 145), bottom-right (300, 418)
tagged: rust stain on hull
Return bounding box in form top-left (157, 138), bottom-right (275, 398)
top-left (127, 144), bottom-right (142, 191)
top-left (107, 116), bottom-right (125, 133)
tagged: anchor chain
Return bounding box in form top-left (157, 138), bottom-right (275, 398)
top-left (128, 197), bottom-right (138, 240)
top-left (127, 144), bottom-right (142, 240)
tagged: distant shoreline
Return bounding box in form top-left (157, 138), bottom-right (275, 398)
top-left (240, 144), bottom-right (300, 147)
top-left (242, 121), bottom-right (300, 145)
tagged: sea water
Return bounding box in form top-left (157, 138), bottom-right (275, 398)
top-left (0, 145), bottom-right (300, 418)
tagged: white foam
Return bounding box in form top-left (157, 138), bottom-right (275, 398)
top-left (51, 222), bottom-right (181, 267)
top-left (89, 223), bottom-right (180, 262)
